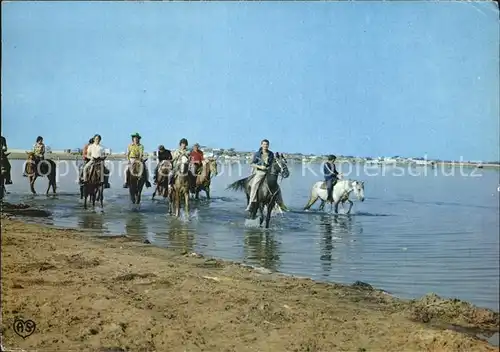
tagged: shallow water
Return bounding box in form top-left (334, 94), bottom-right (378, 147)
top-left (3, 159), bottom-right (499, 312)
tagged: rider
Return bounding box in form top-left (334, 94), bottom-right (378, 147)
top-left (33, 136), bottom-right (45, 162)
top-left (324, 154), bottom-right (339, 202)
top-left (189, 143), bottom-right (204, 175)
top-left (153, 145), bottom-right (173, 185)
top-left (24, 136), bottom-right (45, 177)
top-left (83, 137), bottom-right (94, 162)
top-left (246, 139), bottom-right (274, 211)
top-left (80, 137), bottom-right (94, 183)
top-left (1, 135), bottom-right (12, 184)
top-left (83, 134), bottom-right (105, 184)
top-left (170, 138), bottom-right (190, 187)
top-left (123, 132), bottom-right (151, 189)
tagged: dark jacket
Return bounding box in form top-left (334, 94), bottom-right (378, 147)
top-left (252, 149), bottom-right (274, 167)
top-left (0, 136), bottom-right (6, 151)
top-left (323, 161), bottom-right (338, 180)
top-left (158, 149), bottom-right (172, 162)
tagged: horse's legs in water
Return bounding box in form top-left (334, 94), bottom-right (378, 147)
top-left (346, 199), bottom-right (353, 214)
top-left (29, 175), bottom-right (37, 195)
top-left (99, 185), bottom-right (104, 208)
top-left (333, 200), bottom-right (340, 214)
top-left (184, 190), bottom-right (190, 215)
top-left (303, 188), bottom-right (319, 210)
top-left (259, 204), bottom-right (265, 226)
top-left (152, 185), bottom-right (157, 200)
top-left (265, 201), bottom-right (274, 228)
top-left (318, 200), bottom-right (326, 212)
top-left (205, 186), bottom-right (210, 200)
top-left (174, 188), bottom-right (180, 217)
top-left (83, 186), bottom-right (88, 210)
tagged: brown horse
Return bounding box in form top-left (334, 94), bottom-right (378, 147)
top-left (0, 151), bottom-right (9, 199)
top-left (152, 160), bottom-right (172, 200)
top-left (189, 158), bottom-right (218, 200)
top-left (169, 155), bottom-right (190, 217)
top-left (81, 157), bottom-right (106, 209)
top-left (128, 159), bottom-right (148, 205)
top-left (24, 152), bottom-right (57, 195)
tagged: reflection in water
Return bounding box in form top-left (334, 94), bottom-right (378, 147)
top-left (244, 229), bottom-right (281, 271)
top-left (125, 212), bottom-right (149, 238)
top-left (77, 212), bottom-right (105, 231)
top-left (166, 222), bottom-right (194, 253)
top-left (319, 215), bottom-right (359, 277)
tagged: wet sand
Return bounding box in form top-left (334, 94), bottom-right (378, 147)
top-left (1, 216), bottom-right (499, 352)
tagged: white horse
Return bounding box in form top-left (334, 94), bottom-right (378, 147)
top-left (303, 179), bottom-right (365, 214)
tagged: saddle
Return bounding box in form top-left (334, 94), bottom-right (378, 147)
top-left (84, 160), bottom-right (107, 183)
top-left (128, 160), bottom-right (145, 174)
top-left (319, 180), bottom-right (338, 190)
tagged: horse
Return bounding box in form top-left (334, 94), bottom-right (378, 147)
top-left (226, 154), bottom-right (290, 228)
top-left (80, 156), bottom-right (107, 210)
top-left (24, 152), bottom-right (57, 195)
top-left (303, 179), bottom-right (365, 214)
top-left (152, 160), bottom-right (172, 200)
top-left (0, 151), bottom-right (9, 199)
top-left (127, 158), bottom-right (148, 205)
top-left (189, 158), bottom-right (218, 200)
top-left (170, 155), bottom-right (190, 217)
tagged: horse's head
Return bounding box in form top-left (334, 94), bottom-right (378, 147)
top-left (177, 155), bottom-right (190, 175)
top-left (26, 151), bottom-right (35, 161)
top-left (351, 180), bottom-right (365, 202)
top-left (271, 153), bottom-right (290, 178)
top-left (159, 160), bottom-right (172, 172)
top-left (207, 158), bottom-right (218, 176)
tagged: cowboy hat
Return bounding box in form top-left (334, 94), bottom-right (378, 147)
top-left (131, 132), bottom-right (142, 139)
top-left (158, 145), bottom-right (166, 150)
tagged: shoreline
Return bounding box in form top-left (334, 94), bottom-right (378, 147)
top-left (1, 215), bottom-right (499, 351)
top-left (5, 152), bottom-right (499, 169)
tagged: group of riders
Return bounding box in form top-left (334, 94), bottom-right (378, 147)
top-left (0, 134), bottom-right (342, 212)
top-left (80, 133), bottom-right (209, 192)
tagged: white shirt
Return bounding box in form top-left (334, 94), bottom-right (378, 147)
top-left (87, 143), bottom-right (105, 159)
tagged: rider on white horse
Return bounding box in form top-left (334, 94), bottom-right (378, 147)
top-left (324, 155), bottom-right (339, 202)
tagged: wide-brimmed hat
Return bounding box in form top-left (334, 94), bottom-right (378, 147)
top-left (158, 145), bottom-right (165, 150)
top-left (193, 143), bottom-right (200, 147)
top-left (131, 132), bottom-right (142, 139)
top-left (179, 138), bottom-right (188, 146)
top-left (328, 154), bottom-right (336, 160)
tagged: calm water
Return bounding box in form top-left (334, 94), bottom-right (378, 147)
top-left (3, 159), bottom-right (499, 311)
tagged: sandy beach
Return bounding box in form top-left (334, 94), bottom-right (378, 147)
top-left (1, 214), bottom-right (498, 352)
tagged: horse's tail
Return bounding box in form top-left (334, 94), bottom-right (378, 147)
top-left (226, 177), bottom-right (248, 192)
top-left (303, 182), bottom-right (320, 210)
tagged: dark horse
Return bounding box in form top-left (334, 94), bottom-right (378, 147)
top-left (80, 157), bottom-right (107, 209)
top-left (24, 152), bottom-right (57, 195)
top-left (226, 154), bottom-right (290, 228)
top-left (127, 158), bottom-right (148, 205)
top-left (0, 151), bottom-right (10, 199)
top-left (152, 160), bottom-right (172, 200)
top-left (188, 158), bottom-right (218, 200)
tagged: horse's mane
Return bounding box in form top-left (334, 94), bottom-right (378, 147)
top-left (131, 160), bottom-right (143, 176)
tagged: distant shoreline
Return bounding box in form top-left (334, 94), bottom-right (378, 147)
top-left (5, 151), bottom-right (499, 169)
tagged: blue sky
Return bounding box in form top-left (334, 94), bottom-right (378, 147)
top-left (2, 1), bottom-right (499, 161)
